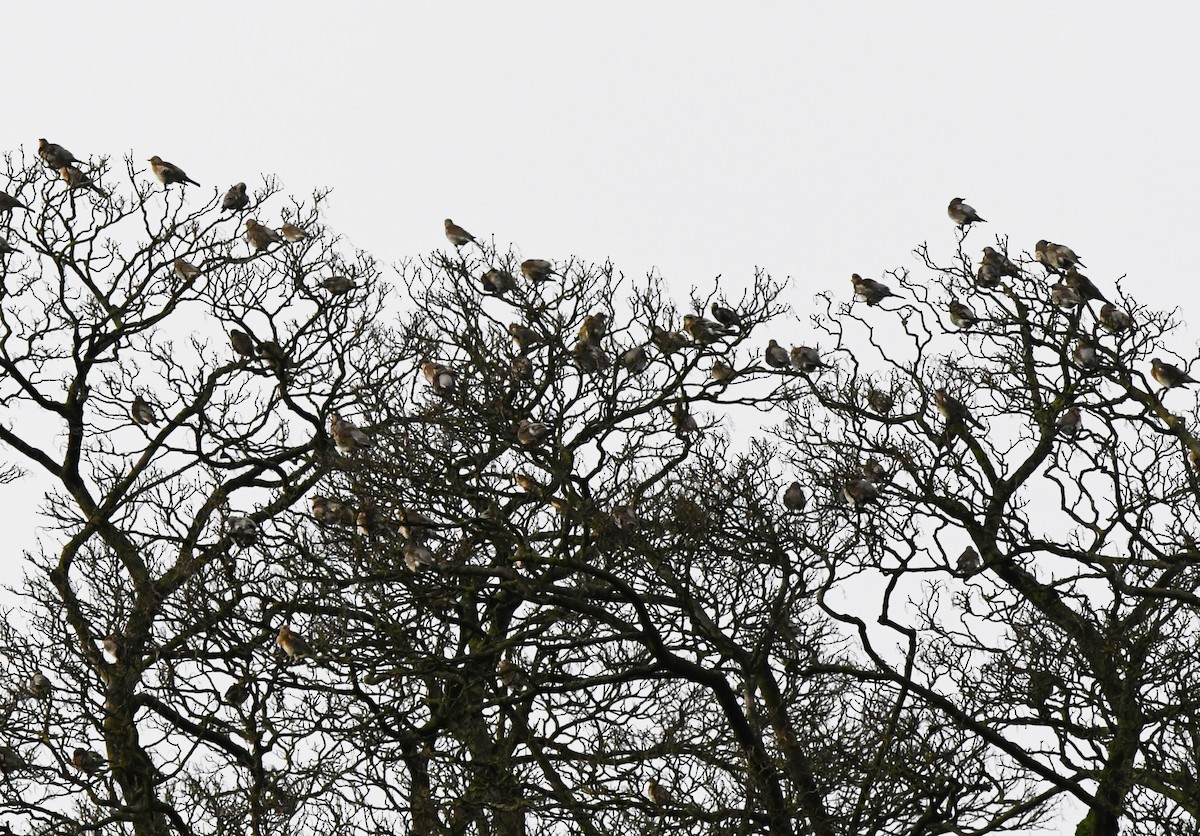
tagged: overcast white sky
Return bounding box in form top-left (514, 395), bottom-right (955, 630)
top-left (3, 2), bottom-right (1197, 829)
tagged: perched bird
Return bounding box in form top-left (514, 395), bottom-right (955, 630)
top-left (851, 273), bottom-right (896, 306)
top-left (710, 360), bottom-right (734, 383)
top-left (223, 678), bottom-right (251, 706)
top-left (0, 190), bottom-right (27, 212)
top-left (72, 747), bottom-right (105, 776)
top-left (38, 138), bottom-right (79, 169)
top-left (579, 313), bottom-right (609, 346)
top-left (277, 624), bottom-right (315, 661)
top-left (311, 496), bottom-right (355, 526)
top-left (227, 515), bottom-right (258, 548)
top-left (229, 329), bottom-right (256, 358)
top-left (60, 165), bottom-right (103, 195)
top-left (651, 326), bottom-right (687, 355)
top-left (935, 388), bottom-right (982, 429)
top-left (102, 633), bottom-right (124, 663)
top-left (0, 746), bottom-right (25, 774)
top-left (511, 354), bottom-right (534, 381)
top-left (1073, 339), bottom-right (1100, 371)
top-left (173, 258), bottom-right (201, 282)
top-left (404, 542), bottom-right (438, 572)
top-left (948, 299), bottom-right (978, 329)
top-left (764, 339), bottom-right (791, 369)
top-left (1151, 358), bottom-right (1197, 389)
top-left (221, 182), bottom-right (249, 212)
top-left (867, 388), bottom-right (895, 414)
top-left (130, 395), bottom-right (158, 427)
top-left (1050, 282), bottom-right (1083, 309)
top-left (957, 546), bottom-right (980, 575)
top-left (26, 671), bottom-right (52, 699)
top-left (508, 323), bottom-right (541, 352)
top-left (1057, 407), bottom-right (1082, 438)
top-left (1035, 240), bottom-right (1083, 273)
top-left (863, 457), bottom-right (888, 483)
top-left (517, 419), bottom-right (552, 446)
top-left (842, 478), bottom-right (880, 509)
top-left (644, 778), bottom-right (671, 806)
top-left (330, 413), bottom-right (372, 453)
top-left (790, 345), bottom-right (824, 373)
top-left (520, 259), bottom-right (555, 282)
top-left (281, 222), bottom-right (308, 243)
top-left (0, 238), bottom-right (20, 255)
top-left (321, 276), bottom-right (356, 295)
top-left (1064, 267), bottom-right (1107, 304)
top-left (1099, 303), bottom-right (1132, 333)
top-left (671, 403), bottom-right (699, 435)
top-left (515, 472), bottom-right (545, 497)
top-left (481, 268), bottom-right (516, 294)
top-left (422, 362), bottom-right (457, 395)
top-left (710, 302), bottom-right (742, 330)
top-left (244, 219), bottom-right (282, 251)
top-left (621, 345), bottom-right (651, 374)
top-left (683, 314), bottom-right (732, 344)
top-left (782, 481), bottom-right (806, 512)
top-left (148, 156), bottom-right (199, 187)
top-left (259, 340), bottom-right (289, 379)
top-left (444, 218), bottom-right (476, 248)
top-left (980, 246), bottom-right (1021, 278)
top-left (947, 197), bottom-right (985, 227)
top-left (611, 504), bottom-right (640, 531)
top-left (572, 341), bottom-right (610, 373)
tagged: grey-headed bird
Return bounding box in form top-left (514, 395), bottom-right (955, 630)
top-left (148, 156), bottom-right (199, 187)
top-left (444, 218), bottom-right (476, 248)
top-left (221, 182), bottom-right (249, 211)
top-left (947, 197), bottom-right (985, 227)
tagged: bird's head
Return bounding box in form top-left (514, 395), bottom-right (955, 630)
top-left (148, 156), bottom-right (162, 164)
top-left (444, 218), bottom-right (454, 227)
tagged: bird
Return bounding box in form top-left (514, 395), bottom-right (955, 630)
top-left (764, 339), bottom-right (790, 369)
top-left (26, 671), bottom-right (52, 699)
top-left (0, 190), bottom-right (26, 212)
top-left (0, 238), bottom-right (20, 256)
top-left (517, 419), bottom-right (553, 446)
top-left (621, 345), bottom-right (651, 374)
top-left (102, 633), bottom-right (124, 663)
top-left (851, 273), bottom-right (896, 306)
top-left (1064, 267), bottom-right (1107, 304)
top-left (947, 197), bottom-right (985, 227)
top-left (862, 457), bottom-right (888, 483)
top-left (1057, 407), bottom-right (1082, 438)
top-left (244, 219), bottom-right (282, 251)
top-left (1073, 339), bottom-right (1100, 371)
top-left (572, 341), bottom-right (610, 374)
top-left (980, 246), bottom-right (1021, 278)
top-left (404, 542), bottom-right (438, 572)
top-left (948, 300), bottom-right (978, 329)
top-left (0, 746), bottom-right (25, 774)
top-left (173, 258), bottom-right (201, 282)
top-left (1050, 282), bottom-right (1083, 309)
top-left (683, 314), bottom-right (733, 344)
top-left (1099, 303), bottom-right (1132, 333)
top-left (650, 326), bottom-right (687, 355)
top-left (130, 395), bottom-right (157, 427)
top-left (842, 478), bottom-right (879, 509)
top-left (422, 362), bottom-right (457, 395)
top-left (60, 165), bottom-right (103, 196)
top-left (444, 218), bottom-right (476, 248)
top-left (710, 302), bottom-right (742, 329)
top-left (229, 329), bottom-right (256, 358)
top-left (259, 341), bottom-right (289, 379)
top-left (1151, 358), bottom-right (1197, 389)
top-left (310, 496), bottom-right (354, 526)
top-left (611, 504), bottom-right (640, 531)
top-left (671, 403), bottom-right (699, 435)
top-left (148, 156), bottom-right (199, 187)
top-left (228, 515), bottom-right (258, 548)
top-left (508, 323), bottom-right (541, 352)
top-left (644, 778), bottom-right (671, 806)
top-left (790, 345), bottom-right (824, 373)
top-left (281, 222), bottom-right (308, 243)
top-left (710, 360), bottom-right (734, 383)
top-left (867, 388), bottom-right (895, 414)
top-left (277, 624), bottom-right (315, 661)
top-left (957, 546), bottom-right (980, 575)
top-left (935, 388), bottom-right (982, 429)
top-left (520, 259), bottom-right (555, 282)
top-left (72, 747), bottom-right (105, 776)
top-left (516, 472), bottom-right (545, 497)
top-left (330, 413), bottom-right (372, 453)
top-left (221, 183), bottom-right (249, 212)
top-left (1035, 240), bottom-right (1083, 273)
top-left (223, 678), bottom-right (251, 706)
top-left (321, 276), bottom-right (356, 295)
top-left (579, 313), bottom-right (609, 346)
top-left (481, 268), bottom-right (516, 294)
top-left (782, 481), bottom-right (806, 512)
top-left (511, 354), bottom-right (535, 382)
top-left (38, 138), bottom-right (79, 170)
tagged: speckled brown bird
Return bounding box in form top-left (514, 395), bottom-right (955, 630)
top-left (710, 302), bottom-right (742, 329)
top-left (60, 165), bottom-right (103, 196)
top-left (1151, 358), bottom-right (1196, 389)
top-left (1050, 282), bottom-right (1082, 309)
top-left (481, 268), bottom-right (516, 294)
top-left (517, 419), bottom-right (552, 446)
top-left (244, 219), bottom-right (282, 251)
top-left (789, 345), bottom-right (824, 373)
top-left (38, 138), bottom-right (78, 169)
top-left (148, 156), bottom-right (199, 187)
top-left (764, 339), bottom-right (790, 369)
top-left (281, 222), bottom-right (308, 243)
top-left (72, 747), bottom-right (105, 775)
top-left (1064, 267), bottom-right (1107, 304)
top-left (851, 273), bottom-right (896, 306)
top-left (422, 362), bottom-right (456, 395)
top-left (1099, 303), bottom-right (1131, 333)
top-left (173, 258), bottom-right (201, 281)
top-left (867, 388), bottom-right (895, 414)
top-left (521, 259), bottom-right (555, 282)
top-left (330, 413), bottom-right (372, 453)
top-left (277, 624), bottom-right (315, 660)
top-left (710, 360), bottom-right (734, 383)
top-left (621, 345), bottom-right (651, 374)
top-left (935, 388), bottom-right (982, 429)
top-left (1057, 407), bottom-right (1082, 437)
top-left (229, 329), bottom-right (256, 358)
top-left (444, 218), bottom-right (476, 248)
top-left (948, 300), bottom-right (978, 329)
top-left (651, 326), bottom-right (687, 355)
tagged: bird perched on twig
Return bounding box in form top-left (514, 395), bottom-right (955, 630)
top-left (957, 546), bottom-right (980, 575)
top-left (863, 457), bottom-right (888, 483)
top-left (221, 182), bottom-right (249, 212)
top-left (671, 403), bottom-right (699, 435)
top-left (72, 747), bottom-right (105, 776)
top-left (644, 778), bottom-right (671, 806)
top-left (1064, 267), bottom-right (1107, 304)
top-left (173, 258), bottom-right (201, 282)
top-left (228, 515), bottom-right (258, 548)
top-left (1072, 339), bottom-right (1099, 371)
top-left (621, 345), bottom-right (650, 374)
top-left (935, 388), bottom-right (983, 429)
top-left (60, 165), bottom-right (104, 196)
top-left (765, 339), bottom-right (790, 369)
top-left (422, 362), bottom-right (457, 396)
top-left (790, 345), bottom-right (824, 373)
top-left (481, 268), bottom-right (516, 295)
top-left (130, 395), bottom-right (157, 427)
top-left (330, 413), bottom-right (372, 453)
top-left (38, 138), bottom-right (79, 169)
top-left (579, 313), bottom-right (608, 347)
top-left (710, 360), bottom-right (734, 383)
top-left (572, 341), bottom-right (610, 373)
top-left (277, 624), bottom-right (315, 661)
top-left (1050, 282), bottom-right (1083, 309)
top-left (867, 388), bottom-right (895, 414)
top-left (405, 542), bottom-right (438, 572)
top-left (948, 300), bottom-right (978, 329)
top-left (102, 633), bottom-right (124, 663)
top-left (710, 302), bottom-right (742, 330)
top-left (281, 222), bottom-right (308, 243)
top-left (851, 273), bottom-right (896, 306)
top-left (229, 329), bottom-right (256, 359)
top-left (0, 190), bottom-right (26, 213)
top-left (976, 246), bottom-right (1020, 288)
top-left (0, 746), bottom-right (26, 774)
top-left (842, 478), bottom-right (879, 509)
top-left (26, 671), bottom-right (52, 699)
top-left (651, 326), bottom-right (687, 355)
top-left (508, 323), bottom-right (541, 352)
top-left (683, 314), bottom-right (733, 345)
top-left (148, 156), bottom-right (199, 187)
top-left (521, 259), bottom-right (555, 282)
top-left (311, 496), bottom-right (355, 526)
top-left (1057, 407), bottom-right (1082, 438)
top-left (321, 276), bottom-right (356, 295)
top-left (1035, 240), bottom-right (1083, 273)
top-left (1099, 303), bottom-right (1131, 333)
top-left (782, 481), bottom-right (806, 512)
top-left (517, 419), bottom-right (553, 446)
top-left (444, 218), bottom-right (476, 248)
top-left (947, 197), bottom-right (985, 227)
top-left (244, 219), bottom-right (283, 251)
top-left (1151, 358), bottom-right (1196, 389)
top-left (224, 678), bottom-right (251, 706)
